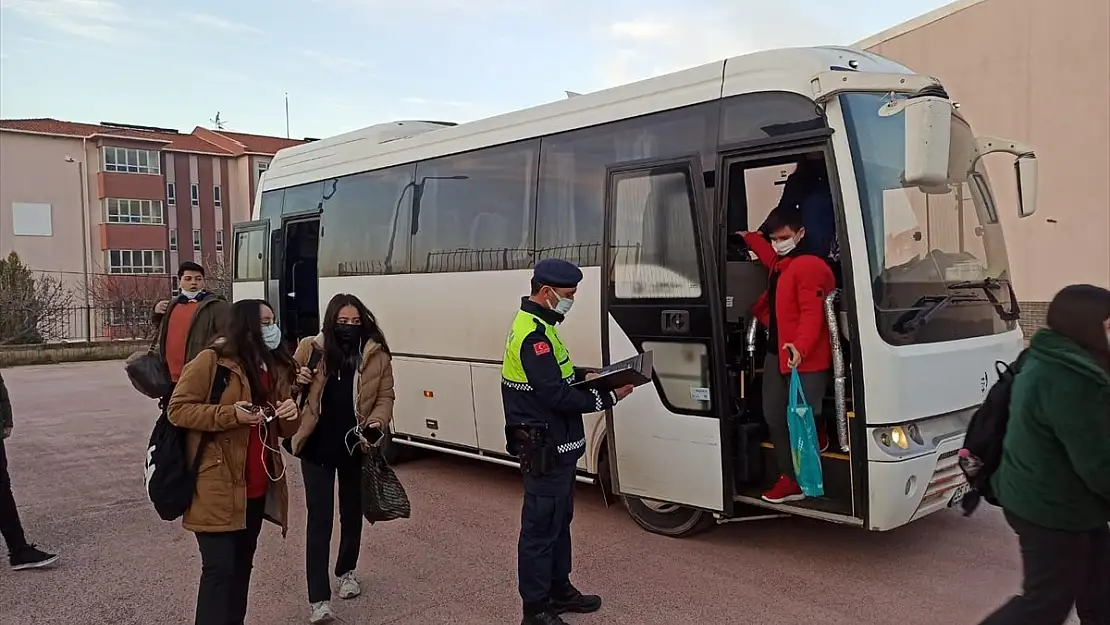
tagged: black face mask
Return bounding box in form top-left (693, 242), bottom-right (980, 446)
top-left (334, 324), bottom-right (360, 345)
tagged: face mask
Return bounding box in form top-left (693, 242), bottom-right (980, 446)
top-left (1105, 330), bottom-right (1110, 349)
top-left (334, 324), bottom-right (360, 344)
top-left (181, 289), bottom-right (201, 300)
top-left (549, 290), bottom-right (574, 316)
top-left (772, 237), bottom-right (798, 256)
top-left (261, 324), bottom-right (282, 350)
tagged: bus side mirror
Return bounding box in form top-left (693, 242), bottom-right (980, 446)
top-left (902, 95), bottom-right (952, 188)
top-left (1015, 155), bottom-right (1038, 218)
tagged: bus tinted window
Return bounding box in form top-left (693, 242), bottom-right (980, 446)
top-left (282, 181), bottom-right (325, 214)
top-left (411, 140), bottom-right (538, 273)
top-left (611, 169), bottom-right (702, 299)
top-left (536, 105), bottom-right (715, 267)
top-left (318, 165), bottom-right (416, 277)
top-left (719, 91), bottom-right (825, 145)
top-left (259, 190), bottom-right (283, 220)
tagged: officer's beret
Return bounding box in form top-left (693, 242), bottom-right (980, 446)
top-left (532, 258), bottom-right (583, 288)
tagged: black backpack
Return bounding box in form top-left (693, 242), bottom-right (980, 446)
top-left (144, 366), bottom-right (230, 521)
top-left (958, 352), bottom-right (1025, 516)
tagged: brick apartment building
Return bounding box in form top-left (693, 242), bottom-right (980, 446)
top-left (0, 118), bottom-right (306, 340)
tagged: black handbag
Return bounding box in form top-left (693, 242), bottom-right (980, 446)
top-left (125, 335), bottom-right (172, 399)
top-left (358, 435), bottom-right (411, 524)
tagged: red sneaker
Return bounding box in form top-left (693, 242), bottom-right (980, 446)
top-left (761, 475), bottom-right (805, 504)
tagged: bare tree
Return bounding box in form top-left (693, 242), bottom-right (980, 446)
top-left (83, 271), bottom-right (173, 340)
top-left (0, 252), bottom-right (75, 345)
top-left (199, 252), bottom-right (233, 298)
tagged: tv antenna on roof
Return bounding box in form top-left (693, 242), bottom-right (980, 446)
top-left (210, 111), bottom-right (227, 130)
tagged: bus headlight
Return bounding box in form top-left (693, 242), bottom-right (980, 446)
top-left (876, 425), bottom-right (922, 450)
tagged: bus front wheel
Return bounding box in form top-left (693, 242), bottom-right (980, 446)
top-left (622, 496), bottom-right (715, 537)
top-left (600, 446), bottom-right (714, 537)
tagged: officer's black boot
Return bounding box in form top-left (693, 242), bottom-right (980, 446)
top-left (521, 601), bottom-right (568, 625)
top-left (549, 582), bottom-right (602, 614)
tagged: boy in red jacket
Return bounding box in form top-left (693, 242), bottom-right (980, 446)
top-left (741, 207), bottom-right (835, 504)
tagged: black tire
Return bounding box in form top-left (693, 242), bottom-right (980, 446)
top-left (600, 445), bottom-right (715, 538)
top-left (622, 496), bottom-right (716, 537)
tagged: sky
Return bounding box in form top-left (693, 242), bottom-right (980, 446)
top-left (0, 0), bottom-right (957, 140)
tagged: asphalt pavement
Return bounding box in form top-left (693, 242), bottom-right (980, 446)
top-left (0, 360), bottom-right (1064, 625)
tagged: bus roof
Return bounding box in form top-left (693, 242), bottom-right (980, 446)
top-left (260, 46), bottom-right (910, 194)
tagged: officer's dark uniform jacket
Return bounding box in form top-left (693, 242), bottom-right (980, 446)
top-left (501, 298), bottom-right (617, 469)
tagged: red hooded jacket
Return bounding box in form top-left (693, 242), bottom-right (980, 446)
top-left (744, 232), bottom-right (836, 375)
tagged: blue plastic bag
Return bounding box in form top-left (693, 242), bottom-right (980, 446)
top-left (788, 369), bottom-right (824, 498)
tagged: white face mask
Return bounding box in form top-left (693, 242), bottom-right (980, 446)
top-left (261, 324), bottom-right (282, 350)
top-left (549, 290), bottom-right (574, 316)
top-left (772, 237), bottom-right (798, 256)
top-left (181, 289), bottom-right (201, 300)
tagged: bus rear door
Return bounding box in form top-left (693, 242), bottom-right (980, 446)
top-left (602, 157), bottom-right (731, 530)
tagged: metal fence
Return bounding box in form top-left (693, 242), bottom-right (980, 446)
top-left (0, 303), bottom-right (160, 346)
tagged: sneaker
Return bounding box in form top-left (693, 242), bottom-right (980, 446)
top-left (308, 601), bottom-right (335, 624)
top-left (521, 612), bottom-right (569, 625)
top-left (9, 545), bottom-right (60, 571)
top-left (761, 475), bottom-right (805, 504)
top-left (549, 583), bottom-right (602, 614)
top-left (337, 571), bottom-right (361, 600)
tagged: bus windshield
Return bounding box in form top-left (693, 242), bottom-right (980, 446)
top-left (840, 92), bottom-right (1018, 346)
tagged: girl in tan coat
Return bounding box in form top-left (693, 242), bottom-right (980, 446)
top-left (289, 293), bottom-right (395, 624)
top-left (167, 299), bottom-right (300, 625)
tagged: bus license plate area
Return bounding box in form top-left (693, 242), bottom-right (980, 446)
top-left (947, 483), bottom-right (971, 508)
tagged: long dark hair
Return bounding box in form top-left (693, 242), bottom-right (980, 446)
top-left (216, 299), bottom-right (296, 404)
top-left (1045, 284), bottom-right (1110, 373)
top-left (321, 293), bottom-right (390, 376)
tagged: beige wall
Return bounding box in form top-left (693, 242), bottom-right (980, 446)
top-left (863, 0), bottom-right (1110, 303)
top-left (0, 132), bottom-right (97, 297)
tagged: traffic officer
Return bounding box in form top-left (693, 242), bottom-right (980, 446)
top-left (501, 258), bottom-right (635, 625)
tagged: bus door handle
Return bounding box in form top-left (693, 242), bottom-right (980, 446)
top-left (661, 310), bottom-right (690, 334)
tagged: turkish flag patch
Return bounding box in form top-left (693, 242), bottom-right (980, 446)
top-left (533, 342), bottom-right (552, 356)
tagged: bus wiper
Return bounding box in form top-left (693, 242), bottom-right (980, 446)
top-left (947, 277), bottom-right (1021, 322)
top-left (893, 295), bottom-right (950, 334)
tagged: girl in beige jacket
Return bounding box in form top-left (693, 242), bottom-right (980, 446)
top-left (289, 293), bottom-right (395, 624)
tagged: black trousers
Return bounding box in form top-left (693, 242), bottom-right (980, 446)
top-left (0, 439), bottom-right (28, 554)
top-left (518, 460), bottom-right (576, 612)
top-left (761, 354), bottom-right (828, 481)
top-left (302, 457), bottom-right (363, 603)
top-left (194, 497), bottom-right (266, 625)
top-left (979, 510), bottom-right (1110, 625)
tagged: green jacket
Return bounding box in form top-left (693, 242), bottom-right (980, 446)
top-left (991, 329), bottom-right (1110, 531)
top-left (0, 371), bottom-right (11, 430)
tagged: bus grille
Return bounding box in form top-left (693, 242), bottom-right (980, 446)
top-left (919, 449), bottom-right (965, 509)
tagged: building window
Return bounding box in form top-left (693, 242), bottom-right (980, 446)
top-left (106, 198), bottom-right (164, 225)
top-left (190, 183), bottom-right (199, 207)
top-left (256, 160), bottom-right (269, 183)
top-left (103, 147), bottom-right (161, 175)
top-left (213, 185), bottom-right (222, 207)
top-left (108, 249), bottom-right (166, 274)
top-left (167, 182), bottom-right (176, 206)
top-left (215, 230), bottom-right (224, 252)
top-left (193, 229), bottom-right (202, 252)
top-left (168, 228), bottom-right (178, 251)
top-left (105, 301), bottom-right (152, 327)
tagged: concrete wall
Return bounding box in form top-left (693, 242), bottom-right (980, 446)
top-left (861, 0), bottom-right (1110, 330)
top-left (0, 132), bottom-right (92, 298)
